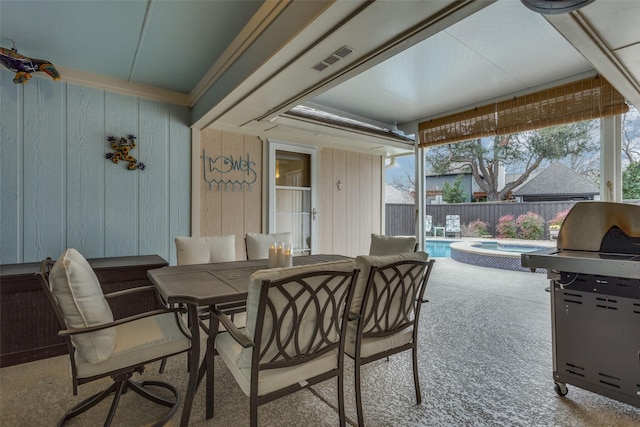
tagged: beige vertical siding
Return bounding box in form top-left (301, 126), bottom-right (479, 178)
top-left (316, 147), bottom-right (383, 257)
top-left (197, 130), bottom-right (382, 259)
top-left (199, 129), bottom-right (262, 260)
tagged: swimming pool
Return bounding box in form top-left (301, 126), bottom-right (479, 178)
top-left (425, 240), bottom-right (455, 257)
top-left (425, 239), bottom-right (554, 271)
top-left (449, 240), bottom-right (553, 273)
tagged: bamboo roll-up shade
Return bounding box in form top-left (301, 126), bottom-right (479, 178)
top-left (496, 76), bottom-right (629, 135)
top-left (418, 104), bottom-right (496, 147)
top-left (418, 76), bottom-right (628, 148)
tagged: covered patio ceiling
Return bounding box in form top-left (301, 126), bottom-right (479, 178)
top-left (2, 1), bottom-right (639, 155)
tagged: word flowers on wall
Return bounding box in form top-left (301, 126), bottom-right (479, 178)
top-left (105, 135), bottom-right (145, 171)
top-left (201, 150), bottom-right (257, 191)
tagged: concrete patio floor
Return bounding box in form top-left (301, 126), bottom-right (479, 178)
top-left (1, 258), bottom-right (638, 426)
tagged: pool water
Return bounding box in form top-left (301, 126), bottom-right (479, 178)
top-left (425, 240), bottom-right (454, 257)
top-left (425, 240), bottom-right (545, 258)
top-left (474, 241), bottom-right (543, 253)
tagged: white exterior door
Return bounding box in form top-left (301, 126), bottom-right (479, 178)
top-left (268, 141), bottom-right (317, 255)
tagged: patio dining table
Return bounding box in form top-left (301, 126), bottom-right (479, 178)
top-left (147, 254), bottom-right (351, 427)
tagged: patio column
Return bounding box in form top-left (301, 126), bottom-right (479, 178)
top-left (599, 115), bottom-right (623, 202)
top-left (415, 141), bottom-right (425, 249)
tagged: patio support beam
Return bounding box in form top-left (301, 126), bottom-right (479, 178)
top-left (415, 143), bottom-right (425, 249)
top-left (599, 115), bottom-right (622, 202)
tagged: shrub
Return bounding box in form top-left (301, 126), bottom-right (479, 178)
top-left (467, 219), bottom-right (490, 237)
top-left (517, 211), bottom-right (544, 240)
top-left (496, 215), bottom-right (518, 238)
top-left (548, 208), bottom-right (571, 228)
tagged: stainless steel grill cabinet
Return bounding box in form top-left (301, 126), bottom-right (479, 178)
top-left (521, 201), bottom-right (640, 408)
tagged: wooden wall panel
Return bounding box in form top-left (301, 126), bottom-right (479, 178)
top-left (138, 100), bottom-right (170, 258)
top-left (331, 149), bottom-right (348, 256)
top-left (243, 136), bottom-right (262, 252)
top-left (1, 74), bottom-right (22, 263)
top-left (318, 148), bottom-right (334, 254)
top-left (346, 151), bottom-right (360, 255)
top-left (104, 92), bottom-right (139, 257)
top-left (168, 105), bottom-right (192, 265)
top-left (198, 130), bottom-right (262, 260)
top-left (21, 78), bottom-right (65, 262)
top-left (316, 147), bottom-right (383, 257)
top-left (220, 132), bottom-right (245, 258)
top-left (66, 85), bottom-right (105, 258)
top-left (358, 153), bottom-right (374, 254)
top-left (0, 69), bottom-right (190, 265)
top-left (372, 156), bottom-right (382, 234)
top-left (200, 129), bottom-right (223, 235)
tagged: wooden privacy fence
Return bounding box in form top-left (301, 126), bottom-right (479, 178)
top-left (385, 200), bottom-right (639, 237)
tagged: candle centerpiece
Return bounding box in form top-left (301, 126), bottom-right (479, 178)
top-left (268, 242), bottom-right (292, 268)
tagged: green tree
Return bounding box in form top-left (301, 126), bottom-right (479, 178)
top-left (441, 175), bottom-right (466, 203)
top-left (425, 121), bottom-right (598, 201)
top-left (622, 105), bottom-right (640, 164)
top-left (623, 162), bottom-right (640, 199)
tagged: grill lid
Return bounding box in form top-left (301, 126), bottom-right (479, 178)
top-left (557, 202), bottom-right (640, 254)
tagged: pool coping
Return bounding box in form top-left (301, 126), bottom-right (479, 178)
top-left (427, 238), bottom-right (556, 273)
top-left (449, 239), bottom-right (555, 257)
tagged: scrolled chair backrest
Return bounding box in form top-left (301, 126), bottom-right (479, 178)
top-left (237, 260), bottom-right (358, 370)
top-left (360, 258), bottom-right (433, 338)
top-left (354, 251), bottom-right (433, 336)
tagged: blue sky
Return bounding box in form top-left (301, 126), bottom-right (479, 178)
top-left (385, 155), bottom-right (415, 185)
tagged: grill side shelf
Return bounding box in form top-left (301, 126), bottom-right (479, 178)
top-left (521, 249), bottom-right (640, 280)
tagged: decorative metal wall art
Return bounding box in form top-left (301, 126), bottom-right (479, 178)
top-left (105, 135), bottom-right (145, 171)
top-left (201, 150), bottom-right (257, 191)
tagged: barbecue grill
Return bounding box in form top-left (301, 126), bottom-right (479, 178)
top-left (521, 201), bottom-right (639, 408)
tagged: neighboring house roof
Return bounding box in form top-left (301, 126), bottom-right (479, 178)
top-left (513, 162), bottom-right (598, 196)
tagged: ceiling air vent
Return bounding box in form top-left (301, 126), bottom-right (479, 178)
top-left (312, 45), bottom-right (354, 72)
top-left (312, 62), bottom-right (329, 72)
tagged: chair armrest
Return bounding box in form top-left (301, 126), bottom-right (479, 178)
top-left (211, 307), bottom-right (253, 348)
top-left (104, 285), bottom-right (156, 299)
top-left (58, 307), bottom-right (183, 337)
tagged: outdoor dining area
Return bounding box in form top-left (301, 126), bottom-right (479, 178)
top-left (1, 241), bottom-right (639, 427)
top-left (3, 233), bottom-right (439, 426)
top-left (3, 1), bottom-right (640, 426)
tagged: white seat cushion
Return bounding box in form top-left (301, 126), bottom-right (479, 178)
top-left (368, 234), bottom-right (416, 255)
top-left (216, 330), bottom-right (339, 397)
top-left (175, 235), bottom-right (236, 265)
top-left (76, 312), bottom-right (191, 378)
top-left (344, 321), bottom-right (413, 359)
top-left (49, 248), bottom-right (116, 364)
top-left (351, 251), bottom-right (429, 315)
top-left (245, 232), bottom-right (292, 260)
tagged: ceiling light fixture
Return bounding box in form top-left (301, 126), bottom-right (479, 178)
top-left (312, 46), bottom-right (354, 72)
top-left (520, 0), bottom-right (596, 14)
